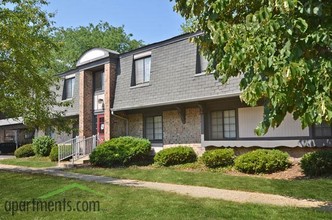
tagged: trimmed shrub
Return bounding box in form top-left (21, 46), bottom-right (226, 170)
top-left (154, 146), bottom-right (197, 166)
top-left (89, 136), bottom-right (151, 167)
top-left (33, 136), bottom-right (56, 156)
top-left (14, 144), bottom-right (35, 158)
top-left (201, 148), bottom-right (235, 168)
top-left (49, 146), bottom-right (58, 162)
top-left (107, 136), bottom-right (151, 164)
top-left (234, 149), bottom-right (290, 174)
top-left (301, 151), bottom-right (332, 176)
top-left (90, 144), bottom-right (129, 167)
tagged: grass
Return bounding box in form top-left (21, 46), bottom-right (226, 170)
top-left (0, 171), bottom-right (331, 219)
top-left (0, 156), bottom-right (57, 168)
top-left (70, 165), bottom-right (332, 202)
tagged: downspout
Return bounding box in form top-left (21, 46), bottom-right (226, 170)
top-left (111, 109), bottom-right (129, 135)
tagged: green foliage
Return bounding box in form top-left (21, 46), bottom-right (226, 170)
top-left (49, 146), bottom-right (58, 162)
top-left (0, 0), bottom-right (72, 132)
top-left (51, 22), bottom-right (144, 73)
top-left (89, 144), bottom-right (128, 167)
top-left (154, 146), bottom-right (197, 166)
top-left (174, 0), bottom-right (332, 135)
top-left (14, 144), bottom-right (35, 158)
top-left (32, 136), bottom-right (56, 157)
top-left (234, 149), bottom-right (290, 174)
top-left (300, 150), bottom-right (332, 176)
top-left (107, 136), bottom-right (151, 165)
top-left (201, 148), bottom-right (235, 168)
top-left (89, 136), bottom-right (151, 167)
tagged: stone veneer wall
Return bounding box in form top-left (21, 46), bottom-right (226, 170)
top-left (128, 113), bottom-right (143, 138)
top-left (163, 108), bottom-right (201, 144)
top-left (163, 107), bottom-right (204, 155)
top-left (111, 115), bottom-right (126, 138)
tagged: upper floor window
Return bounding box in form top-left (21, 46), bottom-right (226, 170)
top-left (145, 115), bottom-right (162, 142)
top-left (196, 48), bottom-right (208, 74)
top-left (314, 122), bottom-right (332, 138)
top-left (94, 71), bottom-right (104, 92)
top-left (134, 56), bottom-right (151, 85)
top-left (210, 110), bottom-right (237, 139)
top-left (63, 77), bottom-right (75, 100)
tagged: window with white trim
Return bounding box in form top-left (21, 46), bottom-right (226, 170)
top-left (94, 71), bottom-right (104, 92)
top-left (134, 56), bottom-right (151, 85)
top-left (145, 115), bottom-right (162, 141)
top-left (211, 110), bottom-right (236, 139)
top-left (63, 77), bottom-right (75, 100)
top-left (196, 48), bottom-right (208, 74)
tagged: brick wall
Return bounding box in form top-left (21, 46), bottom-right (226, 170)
top-left (79, 70), bottom-right (93, 137)
top-left (104, 61), bottom-right (117, 140)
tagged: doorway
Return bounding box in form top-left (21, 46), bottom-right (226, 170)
top-left (97, 114), bottom-right (105, 143)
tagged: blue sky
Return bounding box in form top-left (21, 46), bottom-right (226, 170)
top-left (46, 0), bottom-right (185, 44)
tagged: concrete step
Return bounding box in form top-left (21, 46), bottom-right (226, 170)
top-left (58, 155), bottom-right (90, 168)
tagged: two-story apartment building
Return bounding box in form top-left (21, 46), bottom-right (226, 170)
top-left (1, 33), bottom-right (331, 156)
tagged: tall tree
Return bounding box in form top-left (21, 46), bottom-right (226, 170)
top-left (174, 0), bottom-right (332, 135)
top-left (51, 22), bottom-right (144, 73)
top-left (0, 0), bottom-right (71, 132)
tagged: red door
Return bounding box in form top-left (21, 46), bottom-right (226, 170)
top-left (97, 114), bottom-right (105, 143)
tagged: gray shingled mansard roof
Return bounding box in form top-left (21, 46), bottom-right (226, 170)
top-left (112, 33), bottom-right (241, 112)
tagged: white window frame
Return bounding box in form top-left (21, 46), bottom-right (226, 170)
top-left (210, 109), bottom-right (237, 139)
top-left (63, 77), bottom-right (75, 100)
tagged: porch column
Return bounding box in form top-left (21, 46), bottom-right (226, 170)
top-left (104, 61), bottom-right (117, 141)
top-left (79, 70), bottom-right (93, 137)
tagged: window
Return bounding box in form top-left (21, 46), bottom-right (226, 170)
top-left (211, 110), bottom-right (236, 139)
top-left (63, 77), bottom-right (75, 100)
top-left (94, 71), bottom-right (104, 92)
top-left (196, 48), bottom-right (208, 74)
top-left (45, 127), bottom-right (55, 139)
top-left (4, 130), bottom-right (15, 142)
top-left (314, 122), bottom-right (332, 137)
top-left (134, 56), bottom-right (151, 85)
top-left (145, 116), bottom-right (162, 141)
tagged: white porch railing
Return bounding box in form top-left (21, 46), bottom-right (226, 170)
top-left (58, 135), bottom-right (98, 164)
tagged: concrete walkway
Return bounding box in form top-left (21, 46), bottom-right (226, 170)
top-left (0, 164), bottom-right (330, 209)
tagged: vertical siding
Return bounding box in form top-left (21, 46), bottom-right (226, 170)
top-left (238, 106), bottom-right (309, 138)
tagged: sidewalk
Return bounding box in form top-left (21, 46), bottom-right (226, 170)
top-left (0, 164), bottom-right (330, 209)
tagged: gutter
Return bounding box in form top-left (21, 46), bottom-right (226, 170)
top-left (111, 110), bottom-right (129, 135)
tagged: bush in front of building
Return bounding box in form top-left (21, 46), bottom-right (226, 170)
top-left (300, 150), bottom-right (332, 177)
top-left (89, 136), bottom-right (151, 167)
top-left (234, 149), bottom-right (290, 174)
top-left (14, 144), bottom-right (35, 158)
top-left (90, 144), bottom-right (128, 167)
top-left (154, 146), bottom-right (197, 166)
top-left (106, 136), bottom-right (151, 165)
top-left (49, 146), bottom-right (58, 162)
top-left (201, 148), bottom-right (235, 168)
top-left (33, 136), bottom-right (56, 157)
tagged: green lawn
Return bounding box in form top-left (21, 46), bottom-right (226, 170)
top-left (0, 156), bottom-right (57, 168)
top-left (69, 166), bottom-right (332, 202)
top-left (0, 171), bottom-right (331, 219)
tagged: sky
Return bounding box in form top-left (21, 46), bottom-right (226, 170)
top-left (45, 0), bottom-right (186, 44)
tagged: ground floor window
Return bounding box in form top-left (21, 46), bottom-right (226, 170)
top-left (4, 130), bottom-right (15, 142)
top-left (145, 115), bottom-right (162, 141)
top-left (314, 122), bottom-right (332, 138)
top-left (210, 109), bottom-right (236, 139)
